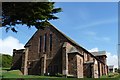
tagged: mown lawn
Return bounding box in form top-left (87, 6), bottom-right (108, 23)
top-left (100, 72), bottom-right (120, 78)
top-left (2, 70), bottom-right (58, 78)
top-left (1, 68), bottom-right (120, 80)
top-left (1, 68), bottom-right (59, 79)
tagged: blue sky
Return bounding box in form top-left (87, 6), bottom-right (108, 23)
top-left (0, 2), bottom-right (118, 67)
top-left (51, 2), bottom-right (118, 54)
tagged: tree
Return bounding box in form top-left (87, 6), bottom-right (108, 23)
top-left (2, 2), bottom-right (62, 32)
top-left (0, 54), bottom-right (12, 68)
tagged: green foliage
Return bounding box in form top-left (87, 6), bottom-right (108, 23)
top-left (2, 2), bottom-right (62, 32)
top-left (1, 54), bottom-right (12, 68)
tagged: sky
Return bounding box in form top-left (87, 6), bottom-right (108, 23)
top-left (0, 2), bottom-right (118, 68)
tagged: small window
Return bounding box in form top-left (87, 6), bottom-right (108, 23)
top-left (80, 59), bottom-right (81, 65)
top-left (39, 36), bottom-right (42, 52)
top-left (43, 34), bottom-right (47, 52)
top-left (45, 34), bottom-right (47, 52)
top-left (87, 54), bottom-right (90, 61)
top-left (50, 33), bottom-right (52, 51)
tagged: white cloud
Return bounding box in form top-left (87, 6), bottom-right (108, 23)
top-left (88, 48), bottom-right (99, 52)
top-left (106, 52), bottom-right (118, 68)
top-left (89, 48), bottom-right (118, 68)
top-left (0, 36), bottom-right (24, 56)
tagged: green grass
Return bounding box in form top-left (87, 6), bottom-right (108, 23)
top-left (1, 68), bottom-right (120, 80)
top-left (100, 72), bottom-right (120, 78)
top-left (2, 69), bottom-right (59, 79)
top-left (2, 70), bottom-right (22, 78)
top-left (1, 68), bottom-right (60, 79)
top-left (115, 73), bottom-right (120, 78)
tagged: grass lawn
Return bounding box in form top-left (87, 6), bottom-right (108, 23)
top-left (2, 70), bottom-right (58, 78)
top-left (1, 68), bottom-right (60, 79)
top-left (1, 68), bottom-right (120, 80)
top-left (100, 72), bottom-right (120, 78)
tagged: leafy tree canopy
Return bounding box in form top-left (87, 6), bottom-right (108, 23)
top-left (0, 54), bottom-right (12, 68)
top-left (2, 2), bottom-right (62, 32)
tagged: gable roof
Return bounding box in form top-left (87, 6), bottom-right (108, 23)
top-left (24, 22), bottom-right (80, 48)
top-left (24, 22), bottom-right (106, 65)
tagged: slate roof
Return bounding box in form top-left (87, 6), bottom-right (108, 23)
top-left (69, 47), bottom-right (80, 53)
top-left (91, 51), bottom-right (107, 57)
